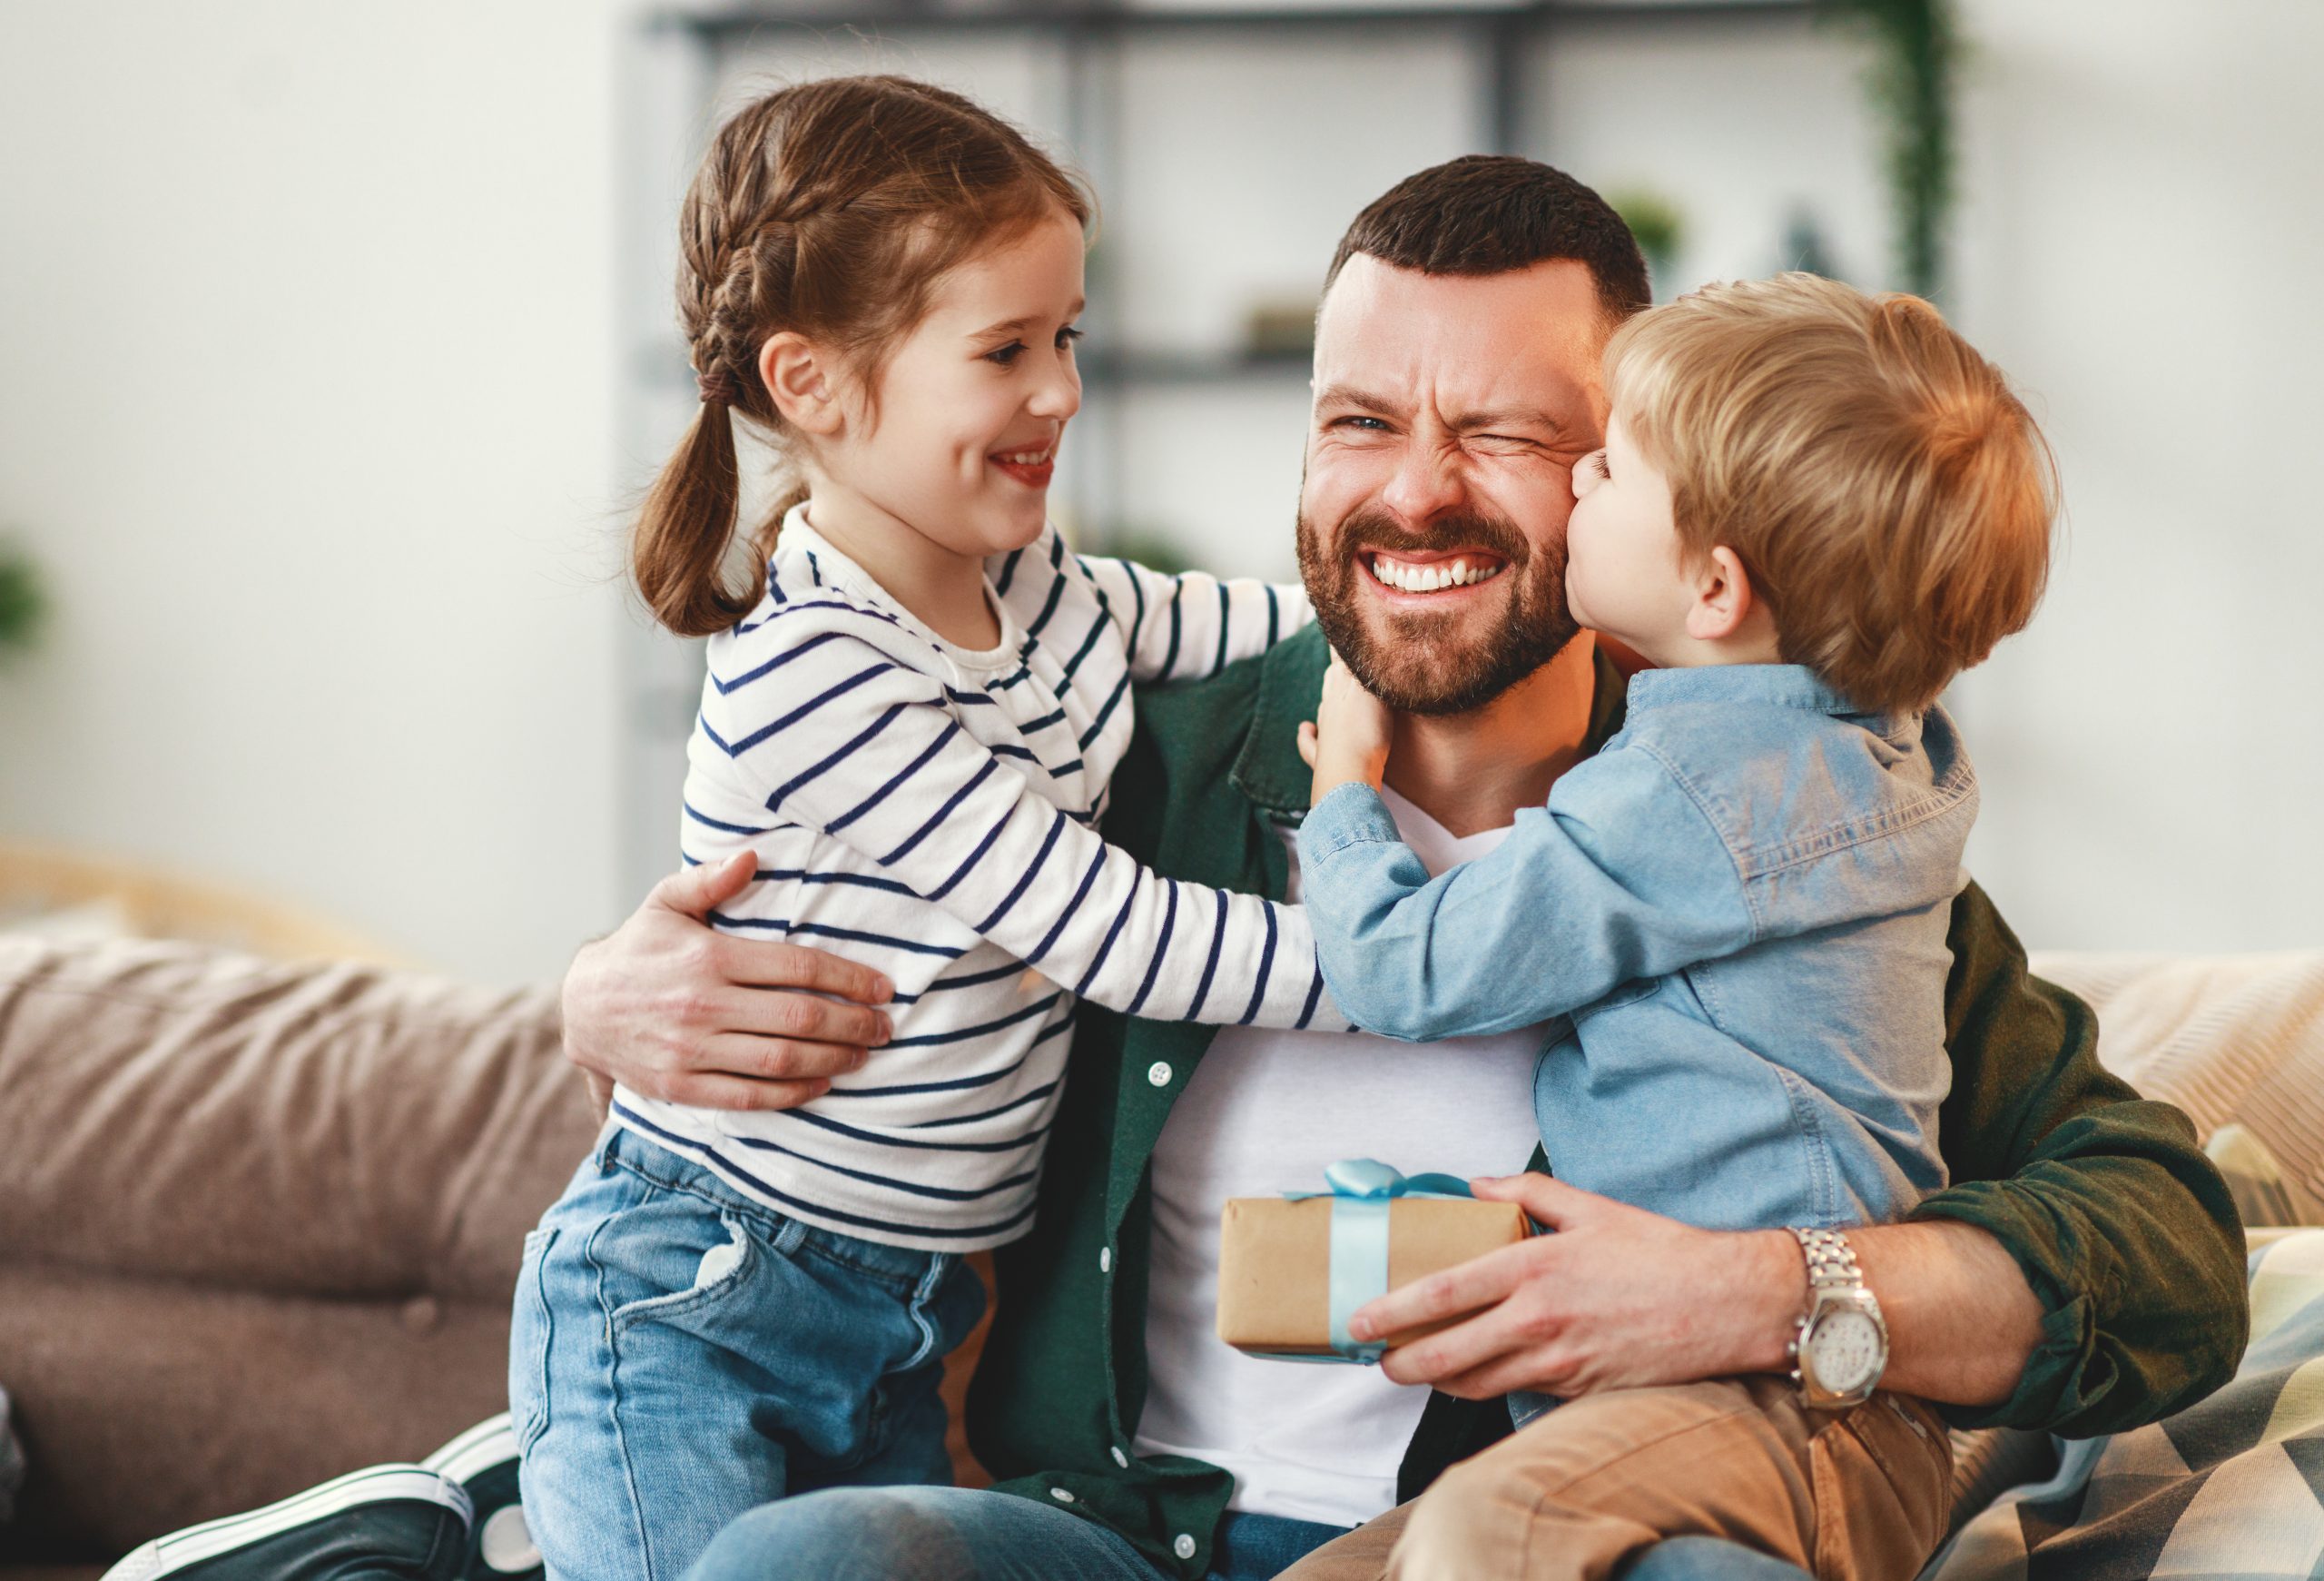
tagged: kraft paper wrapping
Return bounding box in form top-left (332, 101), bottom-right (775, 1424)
top-left (1215, 1195), bottom-right (1531, 1355)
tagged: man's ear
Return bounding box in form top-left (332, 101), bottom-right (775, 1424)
top-left (1683, 546), bottom-right (1758, 643)
top-left (759, 332), bottom-right (845, 437)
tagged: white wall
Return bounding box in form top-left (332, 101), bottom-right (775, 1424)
top-left (1943, 0), bottom-right (2324, 952)
top-left (0, 2), bottom-right (636, 983)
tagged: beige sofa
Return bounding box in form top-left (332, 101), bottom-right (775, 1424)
top-left (3, 934), bottom-right (2319, 1576)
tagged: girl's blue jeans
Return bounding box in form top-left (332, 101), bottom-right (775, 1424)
top-left (510, 1123), bottom-right (986, 1581)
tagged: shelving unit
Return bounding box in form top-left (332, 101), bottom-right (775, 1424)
top-left (613, 0), bottom-right (1828, 895)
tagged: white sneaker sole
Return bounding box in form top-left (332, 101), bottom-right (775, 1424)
top-left (102, 1465), bottom-right (470, 1581)
top-left (420, 1412), bottom-right (518, 1487)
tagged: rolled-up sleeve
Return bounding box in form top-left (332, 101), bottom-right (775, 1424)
top-left (1912, 884), bottom-right (2249, 1438)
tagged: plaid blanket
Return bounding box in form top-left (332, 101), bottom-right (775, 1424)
top-left (1926, 1227), bottom-right (2324, 1579)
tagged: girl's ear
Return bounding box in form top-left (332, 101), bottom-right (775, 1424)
top-left (1683, 545), bottom-right (1758, 643)
top-left (760, 332), bottom-right (844, 437)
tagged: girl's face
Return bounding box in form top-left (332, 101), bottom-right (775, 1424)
top-left (1564, 407), bottom-right (1693, 660)
top-left (819, 211), bottom-right (1086, 560)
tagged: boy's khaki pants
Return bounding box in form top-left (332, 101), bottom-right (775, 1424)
top-left (1278, 1377), bottom-right (1952, 1581)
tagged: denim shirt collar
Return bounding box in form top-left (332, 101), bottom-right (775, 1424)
top-left (1624, 662), bottom-right (1893, 726)
top-left (1229, 627), bottom-right (1630, 822)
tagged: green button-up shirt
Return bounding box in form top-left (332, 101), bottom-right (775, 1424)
top-left (967, 626), bottom-right (2248, 1578)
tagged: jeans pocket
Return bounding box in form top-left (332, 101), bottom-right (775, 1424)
top-left (605, 1210), bottom-right (759, 1337)
top-left (510, 1225), bottom-right (558, 1454)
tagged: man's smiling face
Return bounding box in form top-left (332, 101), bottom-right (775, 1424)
top-left (1297, 255), bottom-right (1611, 715)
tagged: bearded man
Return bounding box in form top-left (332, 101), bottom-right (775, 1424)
top-left (561, 156), bottom-right (2244, 1581)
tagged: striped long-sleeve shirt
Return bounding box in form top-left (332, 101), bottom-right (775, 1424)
top-left (615, 509), bottom-right (1347, 1250)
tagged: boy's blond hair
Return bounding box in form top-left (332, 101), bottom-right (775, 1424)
top-left (1604, 272), bottom-right (2055, 713)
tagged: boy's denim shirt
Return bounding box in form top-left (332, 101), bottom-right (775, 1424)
top-left (1296, 662), bottom-right (1973, 1232)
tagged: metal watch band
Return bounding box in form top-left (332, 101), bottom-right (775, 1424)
top-left (1791, 1225), bottom-right (1863, 1291)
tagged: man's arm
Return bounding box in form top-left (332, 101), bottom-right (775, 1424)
top-left (1351, 883), bottom-right (2248, 1438)
top-left (562, 852), bottom-right (895, 1113)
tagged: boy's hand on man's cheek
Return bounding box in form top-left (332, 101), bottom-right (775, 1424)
top-left (1298, 652), bottom-right (1394, 805)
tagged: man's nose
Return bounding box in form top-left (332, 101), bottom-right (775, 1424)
top-left (1379, 440), bottom-right (1465, 525)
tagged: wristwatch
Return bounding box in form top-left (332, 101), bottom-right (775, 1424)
top-left (1786, 1227), bottom-right (1889, 1409)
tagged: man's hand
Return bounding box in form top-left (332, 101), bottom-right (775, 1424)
top-left (562, 852), bottom-right (895, 1114)
top-left (1297, 651), bottom-right (1395, 805)
top-left (1347, 1173), bottom-right (1803, 1399)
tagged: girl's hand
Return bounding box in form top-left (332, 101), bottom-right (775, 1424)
top-left (1297, 651), bottom-right (1394, 805)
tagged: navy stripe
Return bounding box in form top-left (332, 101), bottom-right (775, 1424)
top-left (882, 992), bottom-right (1062, 1049)
top-left (770, 702), bottom-right (902, 805)
top-left (784, 1103), bottom-right (1055, 1155)
top-left (734, 598), bottom-right (907, 638)
top-left (973, 810), bottom-right (1065, 934)
top-left (926, 960), bottom-right (1029, 992)
top-left (1214, 581), bottom-right (1233, 674)
top-left (766, 562), bottom-right (787, 606)
top-left (717, 662), bottom-right (892, 756)
top-left (684, 801), bottom-right (770, 835)
top-left (994, 547), bottom-right (1025, 597)
top-left (1059, 608), bottom-right (1113, 685)
top-left (1295, 962), bottom-right (1326, 1031)
top-left (991, 661), bottom-right (1035, 691)
top-left (1029, 846), bottom-right (1107, 964)
top-left (824, 1013), bottom-right (1069, 1097)
top-left (611, 1105), bottom-right (1038, 1237)
top-left (1126, 884), bottom-right (1178, 1015)
top-left (1182, 888), bottom-right (1231, 1022)
top-left (1019, 706), bottom-right (1068, 735)
top-left (1074, 867), bottom-right (1140, 997)
top-left (710, 627), bottom-right (849, 695)
top-left (908, 1080), bottom-right (1059, 1129)
top-left (724, 1131), bottom-right (1039, 1202)
top-left (1023, 556), bottom-right (1068, 641)
top-left (1159, 587), bottom-right (1184, 677)
top-left (1045, 757), bottom-right (1085, 780)
top-left (805, 550), bottom-right (824, 587)
top-left (1124, 565), bottom-right (1148, 660)
top-left (944, 687), bottom-right (1000, 707)
top-left (1078, 669), bottom-right (1131, 750)
top-left (1236, 903), bottom-right (1278, 1024)
top-left (707, 912), bottom-right (965, 958)
top-left (827, 719), bottom-right (958, 834)
top-left (752, 868), bottom-right (918, 897)
top-left (881, 758), bottom-right (996, 867)
top-left (990, 743), bottom-right (1039, 760)
top-left (928, 806), bottom-right (1015, 904)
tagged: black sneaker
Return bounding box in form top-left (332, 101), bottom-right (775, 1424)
top-left (101, 1464), bottom-right (471, 1581)
top-left (421, 1415), bottom-right (541, 1581)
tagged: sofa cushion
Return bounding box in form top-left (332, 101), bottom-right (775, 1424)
top-left (0, 936), bottom-right (596, 1302)
top-left (2031, 950), bottom-right (2324, 1223)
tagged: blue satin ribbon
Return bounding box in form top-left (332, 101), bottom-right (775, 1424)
top-left (1268, 1159), bottom-right (1472, 1365)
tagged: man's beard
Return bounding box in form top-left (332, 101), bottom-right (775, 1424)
top-left (1295, 501), bottom-right (1581, 717)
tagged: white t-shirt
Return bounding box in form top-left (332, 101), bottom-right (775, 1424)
top-left (1130, 786), bottom-right (1547, 1528)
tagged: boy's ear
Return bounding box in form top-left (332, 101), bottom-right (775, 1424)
top-left (759, 332), bottom-right (844, 437)
top-left (1684, 546), bottom-right (1758, 643)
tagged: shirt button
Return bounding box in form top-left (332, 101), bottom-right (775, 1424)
top-left (1050, 1487), bottom-right (1075, 1504)
top-left (1174, 1534), bottom-right (1197, 1560)
top-left (1111, 1446), bottom-right (1129, 1467)
top-left (1147, 1061), bottom-right (1173, 1088)
top-left (1099, 1248), bottom-right (1112, 1273)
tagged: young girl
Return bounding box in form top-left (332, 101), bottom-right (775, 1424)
top-left (511, 75), bottom-right (1343, 1580)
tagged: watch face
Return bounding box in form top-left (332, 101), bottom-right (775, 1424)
top-left (1810, 1309), bottom-right (1884, 1395)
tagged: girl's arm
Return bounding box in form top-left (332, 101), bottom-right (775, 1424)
top-left (709, 619), bottom-right (1346, 1033)
top-left (1072, 552), bottom-right (1312, 684)
top-left (1293, 747), bottom-right (1755, 1040)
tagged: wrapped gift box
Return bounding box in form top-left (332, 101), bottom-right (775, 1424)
top-left (1216, 1190), bottom-right (1531, 1357)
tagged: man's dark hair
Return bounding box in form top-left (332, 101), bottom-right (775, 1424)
top-left (1324, 154), bottom-right (1650, 323)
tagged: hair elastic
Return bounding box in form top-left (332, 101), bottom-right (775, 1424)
top-left (696, 364), bottom-right (742, 407)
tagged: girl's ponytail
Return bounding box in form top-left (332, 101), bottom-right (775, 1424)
top-left (633, 75), bottom-right (1092, 638)
top-left (633, 379), bottom-right (751, 638)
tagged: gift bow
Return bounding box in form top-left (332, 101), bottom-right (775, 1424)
top-left (1279, 1160), bottom-right (1472, 1365)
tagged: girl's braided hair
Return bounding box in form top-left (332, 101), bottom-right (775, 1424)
top-left (637, 75), bottom-right (1091, 637)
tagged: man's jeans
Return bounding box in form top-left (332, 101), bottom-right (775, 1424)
top-left (512, 1125), bottom-right (986, 1581)
top-left (681, 1485), bottom-right (1817, 1581)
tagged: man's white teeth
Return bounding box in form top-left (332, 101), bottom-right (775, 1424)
top-left (1370, 555), bottom-right (1503, 593)
top-left (997, 449), bottom-right (1052, 466)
